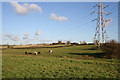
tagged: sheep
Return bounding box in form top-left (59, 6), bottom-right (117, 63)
top-left (49, 50), bottom-right (53, 53)
top-left (38, 52), bottom-right (41, 54)
top-left (28, 53), bottom-right (32, 54)
top-left (25, 51), bottom-right (27, 54)
top-left (34, 52), bottom-right (37, 55)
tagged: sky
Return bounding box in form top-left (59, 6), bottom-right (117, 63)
top-left (2, 2), bottom-right (118, 45)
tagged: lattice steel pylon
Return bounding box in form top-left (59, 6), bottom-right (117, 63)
top-left (91, 2), bottom-right (111, 46)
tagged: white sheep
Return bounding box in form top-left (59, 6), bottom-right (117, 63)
top-left (49, 50), bottom-right (53, 53)
top-left (34, 52), bottom-right (37, 55)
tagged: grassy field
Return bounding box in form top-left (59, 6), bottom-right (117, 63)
top-left (1, 44), bottom-right (66, 49)
top-left (2, 45), bottom-right (120, 78)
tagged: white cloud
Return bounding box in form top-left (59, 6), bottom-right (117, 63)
top-left (23, 33), bottom-right (29, 39)
top-left (50, 13), bottom-right (68, 21)
top-left (29, 4), bottom-right (42, 13)
top-left (11, 36), bottom-right (20, 41)
top-left (35, 30), bottom-right (40, 36)
top-left (23, 37), bottom-right (28, 39)
top-left (10, 1), bottom-right (42, 14)
top-left (5, 33), bottom-right (20, 41)
top-left (39, 40), bottom-right (52, 42)
top-left (5, 34), bottom-right (13, 39)
top-left (24, 33), bottom-right (29, 36)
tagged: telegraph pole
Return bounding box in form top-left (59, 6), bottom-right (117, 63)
top-left (91, 2), bottom-right (111, 46)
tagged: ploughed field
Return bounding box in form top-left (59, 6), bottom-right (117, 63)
top-left (2, 45), bottom-right (120, 78)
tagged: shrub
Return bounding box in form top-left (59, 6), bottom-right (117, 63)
top-left (90, 46), bottom-right (99, 50)
top-left (7, 45), bottom-right (14, 49)
top-left (100, 40), bottom-right (120, 59)
top-left (88, 43), bottom-right (95, 45)
top-left (82, 41), bottom-right (87, 45)
top-left (58, 41), bottom-right (62, 44)
top-left (66, 41), bottom-right (71, 44)
top-left (71, 43), bottom-right (79, 46)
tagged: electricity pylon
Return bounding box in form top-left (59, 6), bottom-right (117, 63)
top-left (91, 2), bottom-right (111, 46)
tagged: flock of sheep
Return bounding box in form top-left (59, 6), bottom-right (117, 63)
top-left (25, 50), bottom-right (53, 55)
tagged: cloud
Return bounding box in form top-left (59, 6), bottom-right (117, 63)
top-left (10, 2), bottom-right (28, 14)
top-left (23, 33), bottom-right (29, 39)
top-left (39, 40), bottom-right (52, 42)
top-left (50, 13), bottom-right (68, 21)
top-left (24, 33), bottom-right (29, 36)
top-left (5, 34), bottom-right (13, 39)
top-left (4, 33), bottom-right (20, 41)
top-left (35, 30), bottom-right (40, 36)
top-left (23, 37), bottom-right (28, 39)
top-left (11, 36), bottom-right (20, 41)
top-left (10, 1), bottom-right (42, 14)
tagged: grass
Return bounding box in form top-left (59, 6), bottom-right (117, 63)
top-left (2, 45), bottom-right (120, 78)
top-left (1, 44), bottom-right (66, 49)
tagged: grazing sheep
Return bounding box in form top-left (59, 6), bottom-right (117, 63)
top-left (38, 52), bottom-right (41, 54)
top-left (25, 51), bottom-right (27, 54)
top-left (49, 50), bottom-right (53, 53)
top-left (28, 53), bottom-right (32, 54)
top-left (34, 52), bottom-right (37, 55)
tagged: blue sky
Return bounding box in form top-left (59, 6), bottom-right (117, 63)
top-left (2, 2), bottom-right (118, 45)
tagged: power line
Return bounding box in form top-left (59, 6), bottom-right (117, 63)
top-left (60, 2), bottom-right (117, 34)
top-left (65, 2), bottom-right (118, 42)
top-left (53, 3), bottom-right (94, 34)
top-left (55, 2), bottom-right (118, 42)
top-left (55, 12), bottom-right (95, 36)
top-left (91, 2), bottom-right (111, 46)
top-left (62, 2), bottom-right (118, 35)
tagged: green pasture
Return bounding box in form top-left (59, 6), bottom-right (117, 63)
top-left (2, 45), bottom-right (120, 78)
